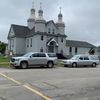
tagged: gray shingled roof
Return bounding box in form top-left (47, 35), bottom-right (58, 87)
top-left (66, 40), bottom-right (96, 48)
top-left (11, 24), bottom-right (30, 37)
top-left (8, 24), bottom-right (66, 38)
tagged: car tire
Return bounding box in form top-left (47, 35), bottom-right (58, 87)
top-left (72, 63), bottom-right (77, 67)
top-left (47, 61), bottom-right (54, 68)
top-left (20, 62), bottom-right (28, 69)
top-left (92, 63), bottom-right (96, 67)
top-left (64, 65), bottom-right (67, 67)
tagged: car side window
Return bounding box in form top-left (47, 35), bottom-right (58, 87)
top-left (79, 57), bottom-right (83, 60)
top-left (32, 53), bottom-right (38, 57)
top-left (38, 53), bottom-right (46, 57)
top-left (32, 53), bottom-right (46, 57)
top-left (84, 56), bottom-right (89, 60)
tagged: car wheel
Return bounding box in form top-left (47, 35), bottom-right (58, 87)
top-left (20, 62), bottom-right (28, 69)
top-left (92, 63), bottom-right (96, 67)
top-left (64, 65), bottom-right (67, 67)
top-left (47, 61), bottom-right (54, 68)
top-left (72, 63), bottom-right (77, 67)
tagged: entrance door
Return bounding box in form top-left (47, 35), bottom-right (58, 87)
top-left (48, 42), bottom-right (55, 53)
top-left (48, 45), bottom-right (54, 53)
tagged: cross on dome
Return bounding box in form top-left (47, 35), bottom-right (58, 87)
top-left (40, 2), bottom-right (42, 9)
top-left (60, 7), bottom-right (62, 14)
top-left (32, 1), bottom-right (34, 8)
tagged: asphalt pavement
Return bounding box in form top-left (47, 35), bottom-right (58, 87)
top-left (0, 66), bottom-right (100, 100)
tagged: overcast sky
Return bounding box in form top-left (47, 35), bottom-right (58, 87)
top-left (0, 0), bottom-right (100, 46)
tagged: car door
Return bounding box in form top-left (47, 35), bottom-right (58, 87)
top-left (28, 53), bottom-right (39, 65)
top-left (37, 53), bottom-right (47, 65)
top-left (29, 53), bottom-right (47, 66)
top-left (78, 56), bottom-right (84, 66)
top-left (83, 56), bottom-right (91, 66)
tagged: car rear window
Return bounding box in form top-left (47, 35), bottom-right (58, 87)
top-left (90, 55), bottom-right (99, 60)
top-left (47, 53), bottom-right (57, 57)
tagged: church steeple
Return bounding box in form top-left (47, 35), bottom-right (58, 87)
top-left (37, 2), bottom-right (44, 20)
top-left (35, 2), bottom-right (46, 32)
top-left (31, 2), bottom-right (35, 16)
top-left (27, 2), bottom-right (36, 29)
top-left (56, 7), bottom-right (65, 35)
top-left (57, 7), bottom-right (63, 23)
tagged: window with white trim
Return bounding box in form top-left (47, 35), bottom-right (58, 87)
top-left (48, 28), bottom-right (51, 34)
top-left (75, 47), bottom-right (78, 54)
top-left (30, 38), bottom-right (32, 47)
top-left (52, 29), bottom-right (55, 34)
top-left (41, 35), bottom-right (44, 41)
top-left (69, 47), bottom-right (72, 53)
top-left (61, 38), bottom-right (63, 43)
top-left (12, 39), bottom-right (14, 48)
top-left (27, 39), bottom-right (29, 47)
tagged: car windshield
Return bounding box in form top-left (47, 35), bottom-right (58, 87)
top-left (23, 53), bottom-right (32, 57)
top-left (70, 55), bottom-right (79, 60)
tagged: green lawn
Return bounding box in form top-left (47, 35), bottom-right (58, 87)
top-left (57, 59), bottom-right (64, 67)
top-left (0, 56), bottom-right (10, 68)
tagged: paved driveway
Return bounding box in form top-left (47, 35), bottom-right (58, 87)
top-left (0, 66), bottom-right (100, 100)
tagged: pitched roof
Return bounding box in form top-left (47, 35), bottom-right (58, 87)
top-left (66, 40), bottom-right (96, 48)
top-left (47, 38), bottom-right (58, 46)
top-left (11, 24), bottom-right (30, 38)
top-left (46, 20), bottom-right (58, 28)
top-left (25, 27), bottom-right (35, 37)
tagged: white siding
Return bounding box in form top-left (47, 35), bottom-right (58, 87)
top-left (66, 46), bottom-right (91, 56)
top-left (58, 37), bottom-right (67, 55)
top-left (57, 27), bottom-right (65, 35)
top-left (46, 22), bottom-right (57, 34)
top-left (26, 35), bottom-right (47, 53)
top-left (8, 38), bottom-right (16, 54)
top-left (27, 21), bottom-right (35, 29)
top-left (38, 35), bottom-right (47, 52)
top-left (35, 23), bottom-right (45, 32)
top-left (78, 47), bottom-right (90, 54)
top-left (15, 38), bottom-right (26, 55)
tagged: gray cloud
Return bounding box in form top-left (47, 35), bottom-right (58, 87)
top-left (0, 0), bottom-right (100, 46)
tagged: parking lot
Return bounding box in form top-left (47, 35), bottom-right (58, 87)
top-left (0, 66), bottom-right (100, 100)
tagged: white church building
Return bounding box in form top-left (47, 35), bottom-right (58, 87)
top-left (7, 3), bottom-right (96, 57)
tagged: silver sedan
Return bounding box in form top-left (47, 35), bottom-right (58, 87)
top-left (62, 55), bottom-right (99, 67)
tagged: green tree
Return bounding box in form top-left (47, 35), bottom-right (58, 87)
top-left (89, 48), bottom-right (95, 55)
top-left (0, 41), bottom-right (6, 54)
